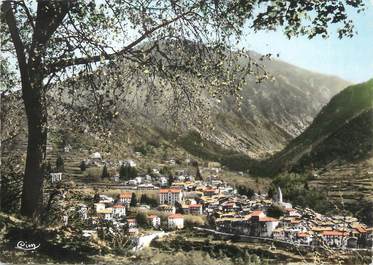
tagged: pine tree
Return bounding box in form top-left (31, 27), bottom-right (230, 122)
top-left (129, 167), bottom-right (138, 178)
top-left (140, 194), bottom-right (147, 204)
top-left (195, 166), bottom-right (203, 181)
top-left (101, 164), bottom-right (110, 179)
top-left (119, 164), bottom-right (128, 180)
top-left (130, 193), bottom-right (137, 207)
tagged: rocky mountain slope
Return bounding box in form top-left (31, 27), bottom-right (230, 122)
top-left (2, 49), bottom-right (351, 173)
top-left (261, 79), bottom-right (373, 204)
top-left (74, 49), bottom-right (349, 160)
top-left (209, 52), bottom-right (350, 158)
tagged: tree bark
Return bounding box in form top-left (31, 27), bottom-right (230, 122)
top-left (20, 78), bottom-right (47, 218)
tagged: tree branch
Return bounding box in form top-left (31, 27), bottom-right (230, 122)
top-left (1, 1), bottom-right (29, 87)
top-left (46, 7), bottom-right (195, 74)
top-left (28, 0), bottom-right (76, 73)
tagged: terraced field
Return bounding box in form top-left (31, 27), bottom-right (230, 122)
top-left (310, 159), bottom-right (373, 206)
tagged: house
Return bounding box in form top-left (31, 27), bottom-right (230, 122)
top-left (128, 179), bottom-right (138, 186)
top-left (203, 188), bottom-right (217, 197)
top-left (97, 208), bottom-right (113, 220)
top-left (112, 175), bottom-right (120, 182)
top-left (99, 195), bottom-right (114, 204)
top-left (168, 214), bottom-right (184, 229)
top-left (296, 232), bottom-right (313, 245)
top-left (250, 210), bottom-right (266, 221)
top-left (135, 176), bottom-right (143, 184)
top-left (285, 208), bottom-right (301, 218)
top-left (321, 230), bottom-right (349, 248)
top-left (273, 228), bottom-right (286, 241)
top-left (50, 173), bottom-right (62, 183)
top-left (127, 218), bottom-right (137, 228)
top-left (128, 227), bottom-right (139, 235)
top-left (94, 203), bottom-right (106, 212)
top-left (148, 215), bottom-right (161, 228)
top-left (90, 152), bottom-right (102, 161)
top-left (158, 204), bottom-right (176, 214)
top-left (176, 175), bottom-right (186, 182)
top-left (208, 162), bottom-right (221, 168)
top-left (112, 204), bottom-right (126, 218)
top-left (77, 204), bottom-right (88, 220)
top-left (258, 217), bottom-right (280, 237)
top-left (188, 204), bottom-right (203, 215)
top-left (118, 192), bottom-right (133, 205)
top-left (159, 188), bottom-right (183, 205)
top-left (159, 177), bottom-right (168, 187)
top-left (122, 159), bottom-right (136, 167)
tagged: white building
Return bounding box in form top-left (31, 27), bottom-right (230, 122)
top-left (159, 177), bottom-right (168, 187)
top-left (148, 215), bottom-right (161, 228)
top-left (97, 208), bottom-right (113, 220)
top-left (90, 152), bottom-right (102, 160)
top-left (118, 192), bottom-right (133, 206)
top-left (135, 176), bottom-right (143, 184)
top-left (94, 202), bottom-right (106, 212)
top-left (50, 173), bottom-right (62, 183)
top-left (99, 195), bottom-right (114, 204)
top-left (122, 159), bottom-right (136, 167)
top-left (77, 204), bottom-right (88, 220)
top-left (128, 179), bottom-right (138, 186)
top-left (112, 204), bottom-right (126, 218)
top-left (188, 204), bottom-right (203, 215)
top-left (259, 217), bottom-right (280, 237)
top-left (159, 188), bottom-right (183, 205)
top-left (168, 214), bottom-right (184, 229)
top-left (127, 218), bottom-right (137, 228)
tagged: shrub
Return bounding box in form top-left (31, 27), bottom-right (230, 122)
top-left (184, 215), bottom-right (206, 228)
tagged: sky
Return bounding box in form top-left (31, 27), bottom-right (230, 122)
top-left (239, 1), bottom-right (373, 83)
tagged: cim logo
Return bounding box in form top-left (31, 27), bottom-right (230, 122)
top-left (15, 241), bottom-right (40, 251)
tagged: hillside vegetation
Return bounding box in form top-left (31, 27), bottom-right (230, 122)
top-left (258, 79), bottom-right (373, 211)
top-left (262, 79), bottom-right (373, 175)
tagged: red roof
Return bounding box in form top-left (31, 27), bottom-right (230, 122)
top-left (119, 192), bottom-right (132, 198)
top-left (113, 204), bottom-right (125, 208)
top-left (189, 204), bottom-right (202, 208)
top-left (160, 188), bottom-right (182, 193)
top-left (168, 214), bottom-right (183, 219)
top-left (322, 231), bottom-right (349, 237)
top-left (127, 218), bottom-right (137, 223)
top-left (250, 210), bottom-right (264, 217)
top-left (259, 217), bottom-right (278, 222)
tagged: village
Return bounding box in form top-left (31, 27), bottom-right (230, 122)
top-left (51, 151), bottom-right (373, 252)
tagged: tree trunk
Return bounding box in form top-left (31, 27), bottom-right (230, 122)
top-left (21, 79), bottom-right (47, 218)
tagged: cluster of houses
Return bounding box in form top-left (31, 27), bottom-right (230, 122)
top-left (91, 192), bottom-right (185, 234)
top-left (210, 189), bottom-right (373, 249)
top-left (59, 153), bottom-right (373, 250)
